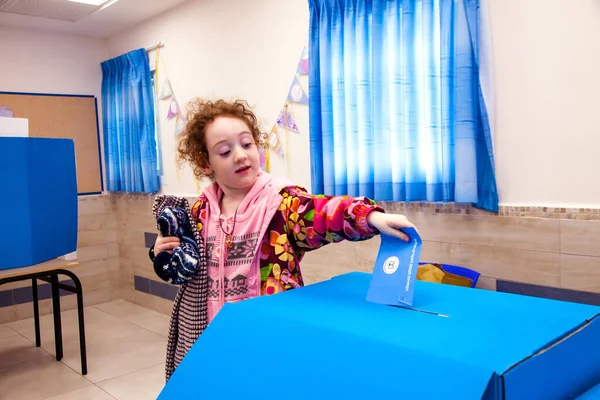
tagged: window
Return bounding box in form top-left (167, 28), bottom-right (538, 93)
top-left (307, 0), bottom-right (498, 212)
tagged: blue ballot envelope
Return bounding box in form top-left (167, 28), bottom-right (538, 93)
top-left (366, 227), bottom-right (422, 307)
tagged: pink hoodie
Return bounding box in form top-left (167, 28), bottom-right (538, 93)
top-left (201, 171), bottom-right (294, 323)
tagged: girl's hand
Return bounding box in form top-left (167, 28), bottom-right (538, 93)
top-left (367, 211), bottom-right (416, 242)
top-left (155, 234), bottom-right (181, 254)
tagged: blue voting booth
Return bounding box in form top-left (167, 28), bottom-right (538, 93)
top-left (0, 137), bottom-right (78, 270)
top-left (158, 270), bottom-right (600, 399)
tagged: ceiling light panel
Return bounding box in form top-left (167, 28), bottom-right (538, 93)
top-left (0, 0), bottom-right (105, 22)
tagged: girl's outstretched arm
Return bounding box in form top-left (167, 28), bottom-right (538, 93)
top-left (277, 186), bottom-right (414, 253)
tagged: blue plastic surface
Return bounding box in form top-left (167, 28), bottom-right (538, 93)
top-left (0, 137), bottom-right (78, 270)
top-left (504, 316), bottom-right (600, 400)
top-left (577, 383), bottom-right (600, 399)
top-left (159, 272), bottom-right (600, 400)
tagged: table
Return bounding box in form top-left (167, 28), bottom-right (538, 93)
top-left (0, 259), bottom-right (87, 375)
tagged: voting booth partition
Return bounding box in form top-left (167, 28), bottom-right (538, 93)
top-left (0, 137), bottom-right (78, 270)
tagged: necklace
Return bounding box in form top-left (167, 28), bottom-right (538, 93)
top-left (219, 192), bottom-right (238, 248)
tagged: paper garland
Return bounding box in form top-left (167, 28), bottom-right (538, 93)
top-left (268, 125), bottom-right (284, 157)
top-left (276, 103), bottom-right (299, 133)
top-left (160, 79), bottom-right (173, 100)
top-left (287, 76), bottom-right (308, 104)
top-left (167, 97), bottom-right (180, 119)
top-left (297, 46), bottom-right (308, 75)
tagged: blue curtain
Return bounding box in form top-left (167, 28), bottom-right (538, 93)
top-left (308, 0), bottom-right (498, 212)
top-left (101, 48), bottom-right (159, 193)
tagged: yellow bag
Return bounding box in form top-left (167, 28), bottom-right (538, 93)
top-left (417, 263), bottom-right (473, 288)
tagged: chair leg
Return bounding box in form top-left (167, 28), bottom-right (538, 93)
top-left (74, 278), bottom-right (87, 375)
top-left (32, 278), bottom-right (41, 347)
top-left (50, 275), bottom-right (63, 361)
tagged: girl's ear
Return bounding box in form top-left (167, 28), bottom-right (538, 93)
top-left (197, 153), bottom-right (212, 176)
top-left (201, 165), bottom-right (213, 176)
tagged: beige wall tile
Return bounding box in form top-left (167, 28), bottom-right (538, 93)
top-left (155, 297), bottom-right (175, 316)
top-left (78, 214), bottom-right (106, 232)
top-left (475, 276), bottom-right (497, 291)
top-left (108, 243), bottom-right (118, 258)
top-left (105, 229), bottom-right (118, 243)
top-left (67, 259), bottom-right (108, 279)
top-left (0, 305), bottom-right (15, 324)
top-left (134, 291), bottom-right (157, 311)
top-left (0, 279), bottom-right (31, 291)
top-left (354, 237), bottom-right (380, 265)
top-left (82, 288), bottom-right (111, 308)
top-left (560, 220), bottom-right (600, 257)
top-left (439, 243), bottom-right (561, 287)
top-left (415, 214), bottom-right (560, 253)
top-left (118, 288), bottom-right (136, 303)
top-left (402, 211), bottom-right (444, 242)
top-left (78, 196), bottom-right (105, 216)
top-left (108, 257), bottom-right (120, 273)
top-left (79, 273), bottom-right (110, 292)
top-left (77, 244), bottom-right (108, 262)
top-left (561, 254), bottom-right (600, 293)
top-left (106, 218), bottom-right (118, 230)
top-left (12, 299), bottom-right (52, 321)
top-left (420, 241), bottom-right (445, 263)
top-left (77, 230), bottom-right (107, 247)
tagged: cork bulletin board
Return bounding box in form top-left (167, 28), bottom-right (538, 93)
top-left (0, 92), bottom-right (103, 194)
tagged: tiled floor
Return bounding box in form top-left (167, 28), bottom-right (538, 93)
top-left (0, 300), bottom-right (170, 400)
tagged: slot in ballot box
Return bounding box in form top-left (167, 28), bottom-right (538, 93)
top-left (0, 137), bottom-right (78, 270)
top-left (158, 272), bottom-right (600, 400)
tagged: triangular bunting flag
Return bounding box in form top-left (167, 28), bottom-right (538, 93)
top-left (160, 79), bottom-right (173, 100)
top-left (167, 96), bottom-right (180, 119)
top-left (297, 46), bottom-right (309, 75)
top-left (268, 125), bottom-right (284, 157)
top-left (258, 145), bottom-right (270, 172)
top-left (174, 114), bottom-right (186, 136)
top-left (276, 103), bottom-right (299, 133)
top-left (287, 76), bottom-right (308, 104)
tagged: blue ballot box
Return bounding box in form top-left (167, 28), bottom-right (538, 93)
top-left (0, 137), bottom-right (78, 270)
top-left (158, 272), bottom-right (600, 400)
top-left (577, 383), bottom-right (600, 400)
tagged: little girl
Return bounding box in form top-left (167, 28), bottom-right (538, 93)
top-left (149, 98), bottom-right (416, 381)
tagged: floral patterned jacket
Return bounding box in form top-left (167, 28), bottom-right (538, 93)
top-left (190, 182), bottom-right (384, 306)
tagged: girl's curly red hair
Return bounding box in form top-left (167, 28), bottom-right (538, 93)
top-left (177, 98), bottom-right (265, 180)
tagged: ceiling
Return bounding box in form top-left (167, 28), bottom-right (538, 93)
top-left (0, 0), bottom-right (189, 38)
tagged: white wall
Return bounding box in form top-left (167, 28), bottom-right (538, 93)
top-left (107, 0), bottom-right (311, 197)
top-left (0, 25), bottom-right (110, 187)
top-left (106, 0), bottom-right (600, 207)
top-left (0, 26), bottom-right (108, 96)
top-left (489, 0), bottom-right (600, 207)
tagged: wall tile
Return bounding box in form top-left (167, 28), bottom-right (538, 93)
top-left (78, 196), bottom-right (105, 216)
top-left (77, 231), bottom-right (107, 247)
top-left (561, 254), bottom-right (600, 293)
top-left (77, 245), bottom-right (108, 263)
top-left (414, 214), bottom-right (560, 253)
top-left (439, 243), bottom-right (561, 287)
top-left (78, 214), bottom-right (106, 232)
top-left (560, 220), bottom-right (600, 257)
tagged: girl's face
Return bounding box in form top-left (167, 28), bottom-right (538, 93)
top-left (203, 116), bottom-right (260, 196)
